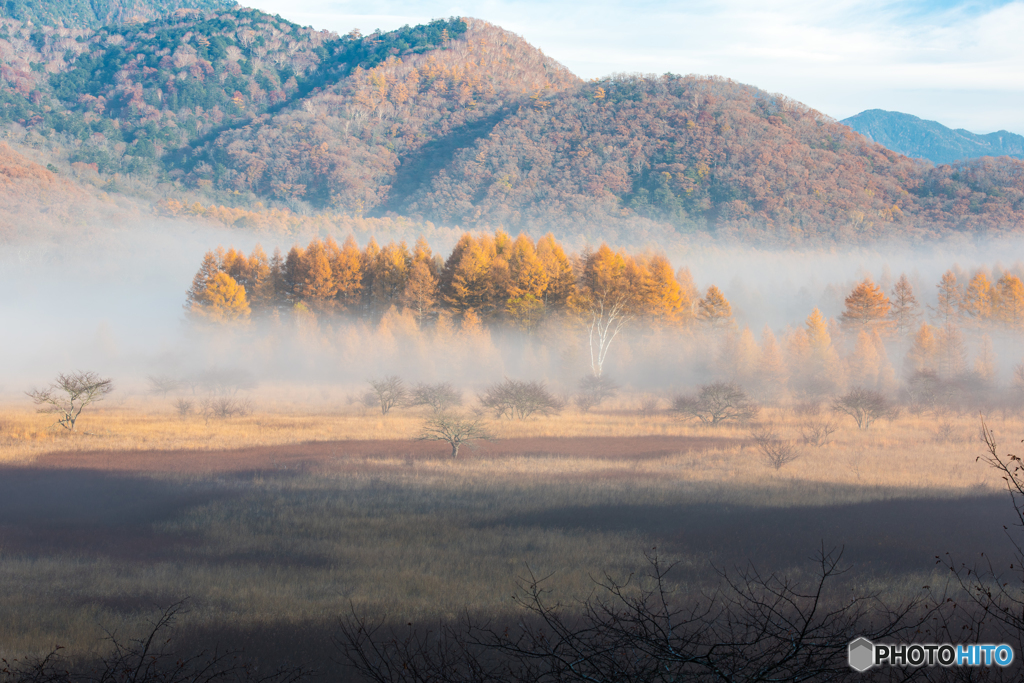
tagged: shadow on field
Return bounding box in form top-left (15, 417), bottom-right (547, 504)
top-left (493, 492), bottom-right (1015, 577)
top-left (26, 435), bottom-right (744, 473)
top-left (0, 467), bottom-right (229, 561)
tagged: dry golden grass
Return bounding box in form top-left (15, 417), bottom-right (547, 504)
top-left (0, 394), bottom-right (1015, 498)
top-left (1, 391), bottom-right (1018, 664)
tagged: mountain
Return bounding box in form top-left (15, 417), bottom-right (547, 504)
top-left (0, 0), bottom-right (235, 29)
top-left (1, 7), bottom-right (1023, 246)
top-left (841, 109), bottom-right (1024, 166)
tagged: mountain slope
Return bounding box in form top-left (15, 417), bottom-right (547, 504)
top-left (0, 0), bottom-right (234, 28)
top-left (191, 18), bottom-right (580, 209)
top-left (842, 109), bottom-right (1024, 165)
top-left (1, 9), bottom-right (1023, 245)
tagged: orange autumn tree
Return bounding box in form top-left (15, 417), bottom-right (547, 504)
top-left (960, 271), bottom-right (994, 325)
top-left (841, 279), bottom-right (891, 332)
top-left (638, 254), bottom-right (689, 326)
top-left (193, 272), bottom-right (251, 322)
top-left (698, 285), bottom-right (732, 327)
top-left (995, 274), bottom-right (1024, 329)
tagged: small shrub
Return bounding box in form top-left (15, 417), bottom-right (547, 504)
top-left (935, 421), bottom-right (960, 443)
top-left (174, 397), bottom-right (194, 418)
top-left (480, 379), bottom-right (563, 420)
top-left (832, 388), bottom-right (893, 430)
top-left (199, 396), bottom-right (251, 420)
top-left (574, 375), bottom-right (618, 413)
top-left (410, 382), bottom-right (462, 413)
top-left (637, 396), bottom-right (661, 418)
top-left (672, 382), bottom-right (758, 425)
top-left (750, 424), bottom-right (799, 470)
top-left (801, 418), bottom-right (838, 447)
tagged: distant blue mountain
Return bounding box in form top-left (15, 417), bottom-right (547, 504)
top-left (841, 109), bottom-right (1024, 165)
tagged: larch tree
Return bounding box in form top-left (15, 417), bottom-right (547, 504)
top-left (221, 247), bottom-right (251, 291)
top-left (801, 308), bottom-right (843, 395)
top-left (697, 285), bottom-right (732, 327)
top-left (905, 322), bottom-right (938, 374)
top-left (370, 242), bottom-right (411, 312)
top-left (996, 274), bottom-right (1024, 329)
top-left (359, 237), bottom-right (381, 302)
top-left (195, 272), bottom-right (251, 322)
top-left (246, 245), bottom-right (274, 311)
top-left (932, 270), bottom-right (961, 326)
top-left (333, 236), bottom-right (364, 312)
top-left (506, 294), bottom-right (546, 333)
top-left (888, 274), bottom-right (920, 337)
top-left (961, 271), bottom-right (994, 325)
top-left (841, 279), bottom-right (891, 331)
top-left (974, 334), bottom-right (996, 383)
top-left (443, 234), bottom-right (495, 316)
top-left (718, 327), bottom-right (759, 385)
top-left (639, 254), bottom-right (687, 326)
top-left (535, 233), bottom-right (575, 310)
top-left (847, 330), bottom-right (882, 389)
top-left (936, 323), bottom-right (967, 378)
top-left (185, 250), bottom-right (221, 310)
top-left (506, 234), bottom-right (549, 300)
top-left (283, 245), bottom-right (306, 304)
top-left (298, 240), bottom-right (337, 313)
top-left (756, 326), bottom-right (788, 398)
top-left (402, 258), bottom-right (438, 326)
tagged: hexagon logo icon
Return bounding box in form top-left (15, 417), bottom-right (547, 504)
top-left (848, 637), bottom-right (875, 672)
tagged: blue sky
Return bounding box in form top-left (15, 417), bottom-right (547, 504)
top-left (244, 0), bottom-right (1024, 134)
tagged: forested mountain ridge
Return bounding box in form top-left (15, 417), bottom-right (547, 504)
top-left (1, 6), bottom-right (1023, 246)
top-left (842, 109), bottom-right (1024, 166)
top-left (0, 0), bottom-right (235, 29)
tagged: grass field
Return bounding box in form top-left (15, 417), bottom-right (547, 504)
top-left (0, 393), bottom-right (1019, 677)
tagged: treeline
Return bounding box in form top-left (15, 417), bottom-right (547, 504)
top-left (184, 229), bottom-right (734, 330)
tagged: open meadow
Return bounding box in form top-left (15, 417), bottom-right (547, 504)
top-left (0, 392), bottom-right (1019, 678)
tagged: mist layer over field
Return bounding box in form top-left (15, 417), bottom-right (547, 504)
top-left (3, 224), bottom-right (1024, 401)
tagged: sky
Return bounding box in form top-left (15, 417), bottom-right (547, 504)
top-left (241, 0), bottom-right (1024, 135)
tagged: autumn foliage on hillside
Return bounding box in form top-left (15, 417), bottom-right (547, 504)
top-left (198, 19), bottom-right (580, 209)
top-left (2, 7), bottom-right (1024, 245)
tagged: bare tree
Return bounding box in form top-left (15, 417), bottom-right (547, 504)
top-left (573, 375), bottom-right (618, 413)
top-left (637, 395), bottom-right (661, 417)
top-left (479, 379), bottom-right (563, 420)
top-left (832, 388), bottom-right (892, 430)
top-left (199, 396), bottom-right (252, 422)
top-left (410, 382), bottom-right (463, 414)
top-left (672, 382), bottom-right (758, 426)
top-left (2, 601), bottom-right (308, 683)
top-left (750, 424), bottom-right (799, 470)
top-left (27, 371), bottom-right (113, 431)
top-left (417, 412), bottom-right (490, 458)
top-left (338, 547), bottom-right (924, 683)
top-left (800, 417), bottom-right (838, 447)
top-left (368, 376), bottom-right (407, 416)
top-left (174, 397), bottom-right (194, 418)
top-left (934, 420), bottom-right (1024, 669)
top-left (147, 374), bottom-right (182, 399)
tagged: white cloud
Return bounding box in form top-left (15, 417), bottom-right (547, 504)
top-left (243, 0), bottom-right (1024, 132)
